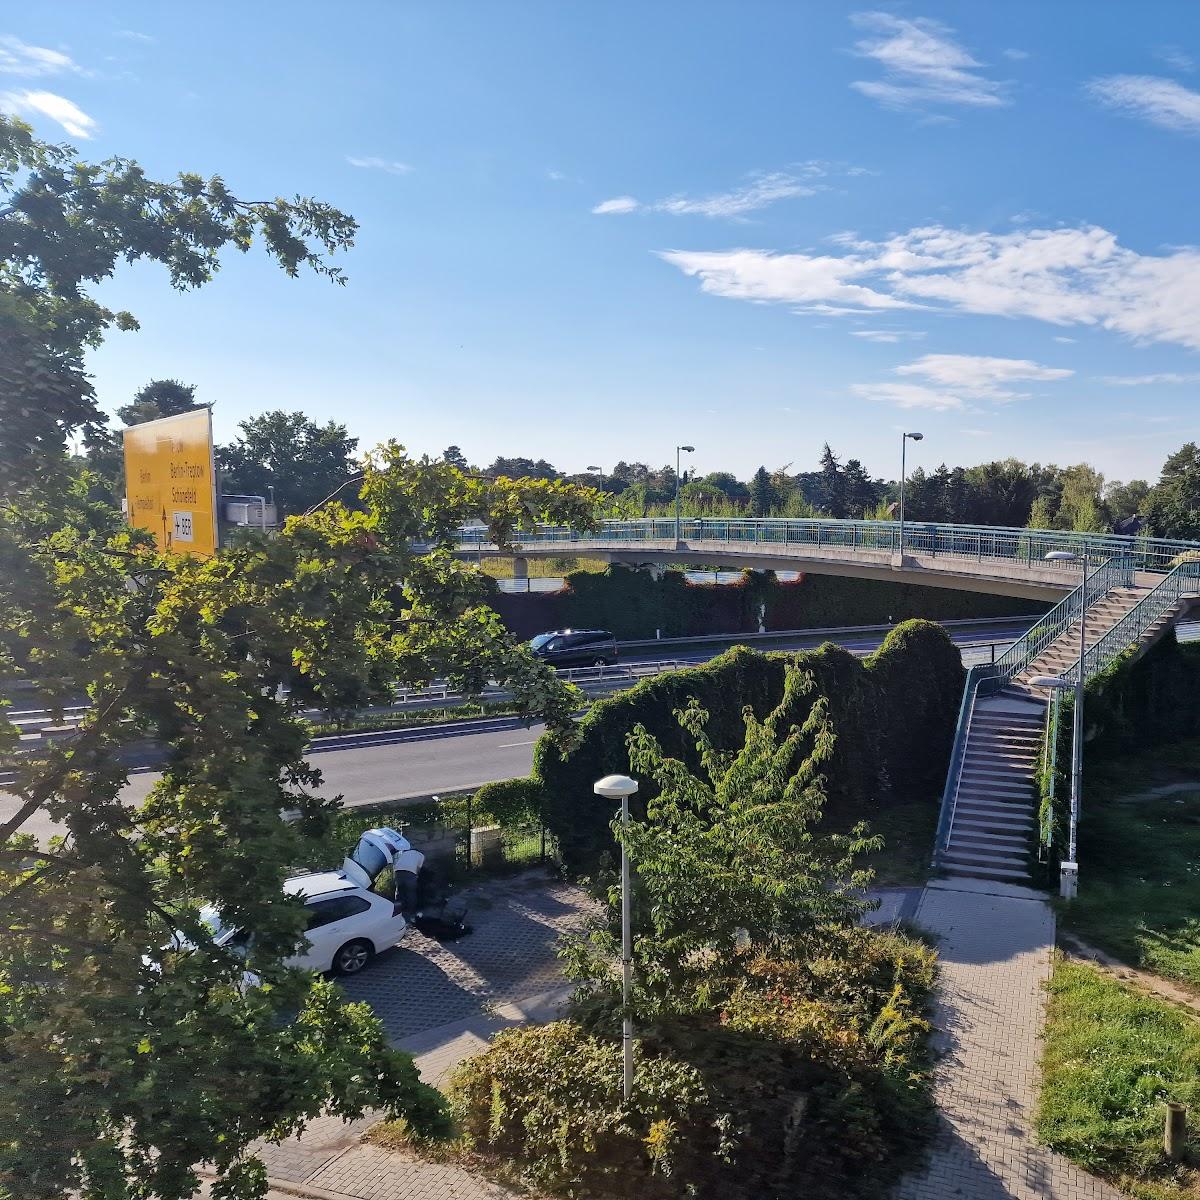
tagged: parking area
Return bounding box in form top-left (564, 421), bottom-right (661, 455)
top-left (337, 870), bottom-right (598, 1043)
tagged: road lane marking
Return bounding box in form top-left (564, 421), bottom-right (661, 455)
top-left (497, 739), bottom-right (537, 748)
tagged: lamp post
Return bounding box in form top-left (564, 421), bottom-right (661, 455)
top-left (898, 431), bottom-right (923, 562)
top-left (587, 465), bottom-right (604, 492)
top-left (1034, 541), bottom-right (1090, 899)
top-left (594, 773), bottom-right (640, 1101)
top-left (675, 445), bottom-right (695, 545)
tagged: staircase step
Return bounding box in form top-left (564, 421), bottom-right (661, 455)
top-left (955, 801), bottom-right (1035, 823)
top-left (950, 830), bottom-right (1030, 853)
top-left (940, 859), bottom-right (1032, 883)
top-left (943, 846), bottom-right (1028, 870)
top-left (958, 779), bottom-right (1036, 798)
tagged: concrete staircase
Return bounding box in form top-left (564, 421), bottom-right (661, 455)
top-left (940, 695), bottom-right (1045, 883)
top-left (941, 582), bottom-right (1152, 884)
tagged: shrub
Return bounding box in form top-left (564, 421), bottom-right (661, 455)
top-left (533, 621), bottom-right (963, 873)
top-left (471, 777), bottom-right (545, 824)
top-left (448, 1022), bottom-right (722, 1195)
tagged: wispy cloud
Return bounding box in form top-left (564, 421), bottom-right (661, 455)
top-left (1087, 74), bottom-right (1200, 132)
top-left (0, 34), bottom-right (80, 77)
top-left (592, 195), bottom-right (639, 215)
top-left (659, 221), bottom-right (1200, 351)
top-left (116, 30), bottom-right (155, 44)
top-left (853, 353), bottom-right (1072, 410)
top-left (849, 12), bottom-right (1007, 111)
top-left (1002, 48), bottom-right (1030, 62)
top-left (1156, 46), bottom-right (1195, 73)
top-left (849, 328), bottom-right (926, 343)
top-left (0, 89), bottom-right (96, 138)
top-left (1053, 335), bottom-right (1076, 343)
top-left (346, 155), bottom-right (412, 175)
top-left (591, 165), bottom-right (844, 219)
top-left (1099, 371), bottom-right (1200, 386)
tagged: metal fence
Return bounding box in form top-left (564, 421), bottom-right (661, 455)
top-left (457, 517), bottom-right (1199, 575)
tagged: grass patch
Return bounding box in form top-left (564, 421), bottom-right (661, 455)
top-left (1038, 958), bottom-right (1200, 1199)
top-left (477, 556), bottom-right (608, 580)
top-left (827, 793), bottom-right (939, 887)
top-left (305, 699), bottom-right (538, 738)
top-left (1059, 737), bottom-right (1200, 993)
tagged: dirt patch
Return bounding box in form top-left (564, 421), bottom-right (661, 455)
top-left (1059, 930), bottom-right (1200, 1016)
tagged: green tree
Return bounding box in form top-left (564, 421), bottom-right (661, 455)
top-left (1143, 443), bottom-right (1200, 540)
top-left (842, 458), bottom-right (879, 517)
top-left (1055, 464), bottom-right (1108, 532)
top-left (1027, 495), bottom-right (1055, 530)
top-left (441, 444), bottom-right (469, 471)
top-left (117, 378), bottom-right (201, 426)
top-left (0, 115), bottom-right (607, 1200)
top-left (217, 410), bottom-right (360, 517)
top-left (748, 465), bottom-right (776, 517)
top-left (816, 443), bottom-right (846, 517)
top-left (0, 115), bottom-right (355, 490)
top-left (699, 470), bottom-right (749, 503)
top-left (483, 456), bottom-right (560, 480)
top-left (563, 675), bottom-right (876, 1018)
top-left (1104, 478), bottom-right (1150, 524)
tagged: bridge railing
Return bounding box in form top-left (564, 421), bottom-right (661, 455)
top-left (1069, 558), bottom-right (1200, 685)
top-left (457, 518), bottom-right (1197, 575)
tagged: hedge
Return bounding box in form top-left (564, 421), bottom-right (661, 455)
top-left (490, 564), bottom-right (1046, 641)
top-left (529, 619), bottom-right (964, 872)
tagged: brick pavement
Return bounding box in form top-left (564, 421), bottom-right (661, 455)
top-left (893, 880), bottom-right (1125, 1200)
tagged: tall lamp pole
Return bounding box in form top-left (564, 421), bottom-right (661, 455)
top-left (675, 445), bottom-right (695, 546)
top-left (1034, 541), bottom-right (1090, 899)
top-left (594, 773), bottom-right (640, 1101)
top-left (587, 465), bottom-right (605, 493)
top-left (898, 431), bottom-right (924, 561)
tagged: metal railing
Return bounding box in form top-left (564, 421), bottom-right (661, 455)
top-left (458, 517), bottom-right (1198, 575)
top-left (932, 662), bottom-right (999, 866)
top-left (992, 554), bottom-right (1137, 684)
top-left (1067, 559), bottom-right (1200, 685)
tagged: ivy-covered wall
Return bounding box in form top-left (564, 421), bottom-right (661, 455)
top-left (491, 565), bottom-right (1047, 641)
top-left (525, 619), bottom-right (964, 872)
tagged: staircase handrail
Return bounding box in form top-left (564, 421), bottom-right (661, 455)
top-left (1068, 558), bottom-right (1200, 685)
top-left (993, 554), bottom-right (1137, 683)
top-left (932, 662), bottom-right (999, 868)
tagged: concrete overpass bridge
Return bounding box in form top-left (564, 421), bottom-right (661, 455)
top-left (458, 516), bottom-right (1196, 602)
top-left (460, 516), bottom-right (1200, 893)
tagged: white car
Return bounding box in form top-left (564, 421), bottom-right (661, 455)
top-left (201, 826), bottom-right (421, 977)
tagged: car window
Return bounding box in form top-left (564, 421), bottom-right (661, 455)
top-left (305, 895), bottom-right (370, 929)
top-left (529, 634), bottom-right (555, 650)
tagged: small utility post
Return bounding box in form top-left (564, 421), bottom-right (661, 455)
top-left (594, 773), bottom-right (640, 1102)
top-left (1165, 1102), bottom-right (1187, 1161)
top-left (898, 431), bottom-right (923, 562)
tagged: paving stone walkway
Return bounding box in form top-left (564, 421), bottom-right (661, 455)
top-left (894, 879), bottom-right (1125, 1200)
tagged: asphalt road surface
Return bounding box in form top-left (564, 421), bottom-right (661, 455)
top-left (0, 616), bottom-right (1097, 845)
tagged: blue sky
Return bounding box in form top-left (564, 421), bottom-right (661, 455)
top-left (6, 3), bottom-right (1200, 485)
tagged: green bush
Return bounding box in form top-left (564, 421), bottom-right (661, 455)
top-left (533, 621), bottom-right (963, 873)
top-left (450, 929), bottom-right (938, 1200)
top-left (449, 1022), bottom-right (722, 1194)
top-left (471, 777), bottom-right (545, 824)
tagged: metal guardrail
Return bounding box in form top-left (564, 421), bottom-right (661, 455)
top-left (1070, 559), bottom-right (1200, 685)
top-left (458, 517), bottom-right (1199, 575)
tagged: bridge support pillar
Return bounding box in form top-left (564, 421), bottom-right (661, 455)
top-left (512, 556), bottom-right (529, 591)
top-left (639, 562), bottom-right (665, 581)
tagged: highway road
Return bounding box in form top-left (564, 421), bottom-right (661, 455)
top-left (10, 614), bottom-right (1171, 845)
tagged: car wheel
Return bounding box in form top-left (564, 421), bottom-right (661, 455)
top-left (333, 939), bottom-right (373, 976)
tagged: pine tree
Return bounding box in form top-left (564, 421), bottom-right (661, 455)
top-left (748, 465), bottom-right (776, 516)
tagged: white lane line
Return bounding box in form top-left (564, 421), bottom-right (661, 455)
top-left (497, 739), bottom-right (537, 748)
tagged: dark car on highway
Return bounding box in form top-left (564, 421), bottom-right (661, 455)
top-left (529, 629), bottom-right (619, 669)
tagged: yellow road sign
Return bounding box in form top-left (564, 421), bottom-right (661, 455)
top-left (123, 408), bottom-right (218, 557)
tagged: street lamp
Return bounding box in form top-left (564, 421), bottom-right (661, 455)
top-left (1034, 542), bottom-right (1090, 900)
top-left (898, 432), bottom-right (924, 562)
top-left (587, 465), bottom-right (604, 492)
top-left (594, 773), bottom-right (640, 1101)
top-left (675, 445), bottom-right (695, 545)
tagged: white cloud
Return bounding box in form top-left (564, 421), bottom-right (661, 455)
top-left (1087, 74), bottom-right (1200, 132)
top-left (346, 155), bottom-right (412, 174)
top-left (1002, 48), bottom-right (1030, 61)
top-left (655, 172), bottom-right (818, 218)
top-left (658, 221), bottom-right (1200, 351)
top-left (592, 195), bottom-right (639, 215)
top-left (0, 35), bottom-right (80, 77)
top-left (1053, 335), bottom-right (1076, 343)
top-left (1099, 371), bottom-right (1200, 386)
top-left (546, 168), bottom-right (566, 182)
top-left (592, 169), bottom-right (831, 219)
top-left (852, 381), bottom-right (965, 409)
top-left (897, 353), bottom-right (1072, 396)
top-left (1156, 47), bottom-right (1195, 73)
top-left (116, 30), bottom-right (155, 43)
top-left (0, 89), bottom-right (96, 138)
top-left (849, 328), bottom-right (926, 342)
top-left (850, 11), bottom-right (1007, 110)
top-left (854, 352), bottom-right (1072, 411)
